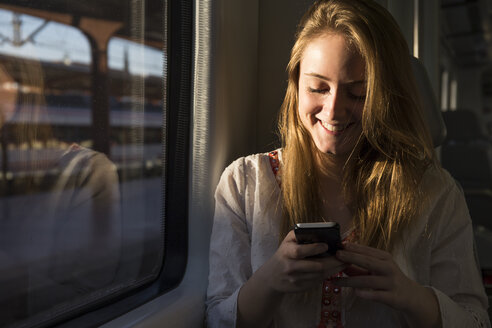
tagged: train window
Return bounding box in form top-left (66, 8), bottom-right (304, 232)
top-left (0, 0), bottom-right (191, 326)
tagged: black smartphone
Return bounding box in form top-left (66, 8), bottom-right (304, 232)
top-left (294, 222), bottom-right (342, 257)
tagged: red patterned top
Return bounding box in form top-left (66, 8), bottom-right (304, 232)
top-left (317, 229), bottom-right (358, 328)
top-left (268, 150), bottom-right (281, 186)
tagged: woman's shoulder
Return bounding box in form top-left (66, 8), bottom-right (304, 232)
top-left (419, 164), bottom-right (471, 230)
top-left (222, 149), bottom-right (281, 175)
top-left (58, 144), bottom-right (117, 181)
top-left (420, 164), bottom-right (461, 198)
top-left (217, 149), bottom-right (281, 191)
top-left (60, 144), bottom-right (112, 165)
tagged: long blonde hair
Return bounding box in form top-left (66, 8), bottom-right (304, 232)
top-left (278, 0), bottom-right (436, 251)
top-left (0, 60), bottom-right (54, 195)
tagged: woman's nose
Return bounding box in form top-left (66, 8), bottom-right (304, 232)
top-left (322, 87), bottom-right (346, 119)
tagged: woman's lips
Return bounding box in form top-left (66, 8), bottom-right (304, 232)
top-left (320, 120), bottom-right (354, 135)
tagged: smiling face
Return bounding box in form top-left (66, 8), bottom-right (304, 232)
top-left (298, 33), bottom-right (366, 157)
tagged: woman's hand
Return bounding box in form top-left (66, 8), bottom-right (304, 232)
top-left (237, 230), bottom-right (347, 328)
top-left (262, 230), bottom-right (346, 293)
top-left (333, 242), bottom-right (440, 327)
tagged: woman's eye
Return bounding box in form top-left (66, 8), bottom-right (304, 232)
top-left (308, 87), bottom-right (328, 94)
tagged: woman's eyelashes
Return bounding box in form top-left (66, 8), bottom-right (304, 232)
top-left (307, 86), bottom-right (366, 101)
top-left (308, 86), bottom-right (328, 94)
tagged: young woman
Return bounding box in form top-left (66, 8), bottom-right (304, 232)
top-left (206, 0), bottom-right (490, 327)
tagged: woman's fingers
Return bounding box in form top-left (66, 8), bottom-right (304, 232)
top-left (336, 249), bottom-right (391, 275)
top-left (271, 230), bottom-right (350, 292)
top-left (279, 256), bottom-right (346, 285)
top-left (283, 230), bottom-right (329, 259)
top-left (283, 229), bottom-right (297, 242)
top-left (343, 264), bottom-right (370, 276)
top-left (343, 242), bottom-right (392, 260)
top-left (270, 259), bottom-right (323, 292)
top-left (287, 242), bottom-right (329, 259)
top-left (287, 259), bottom-right (324, 274)
top-left (332, 243), bottom-right (420, 311)
top-left (288, 271), bottom-right (324, 283)
top-left (313, 256), bottom-right (347, 277)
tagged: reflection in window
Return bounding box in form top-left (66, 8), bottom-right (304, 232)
top-left (0, 2), bottom-right (164, 327)
top-left (0, 10), bottom-right (91, 64)
top-left (108, 37), bottom-right (163, 175)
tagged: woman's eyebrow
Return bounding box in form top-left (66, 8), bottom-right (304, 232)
top-left (304, 72), bottom-right (330, 81)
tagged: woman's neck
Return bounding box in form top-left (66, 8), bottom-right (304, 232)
top-left (314, 150), bottom-right (348, 182)
top-left (313, 150), bottom-right (355, 230)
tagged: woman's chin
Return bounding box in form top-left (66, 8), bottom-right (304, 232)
top-left (315, 145), bottom-right (346, 156)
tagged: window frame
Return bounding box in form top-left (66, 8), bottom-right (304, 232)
top-left (31, 0), bottom-right (194, 326)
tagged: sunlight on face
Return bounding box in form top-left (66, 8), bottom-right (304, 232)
top-left (298, 33), bottom-right (366, 156)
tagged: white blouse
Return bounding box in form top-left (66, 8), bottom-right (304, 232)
top-left (206, 151), bottom-right (490, 327)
